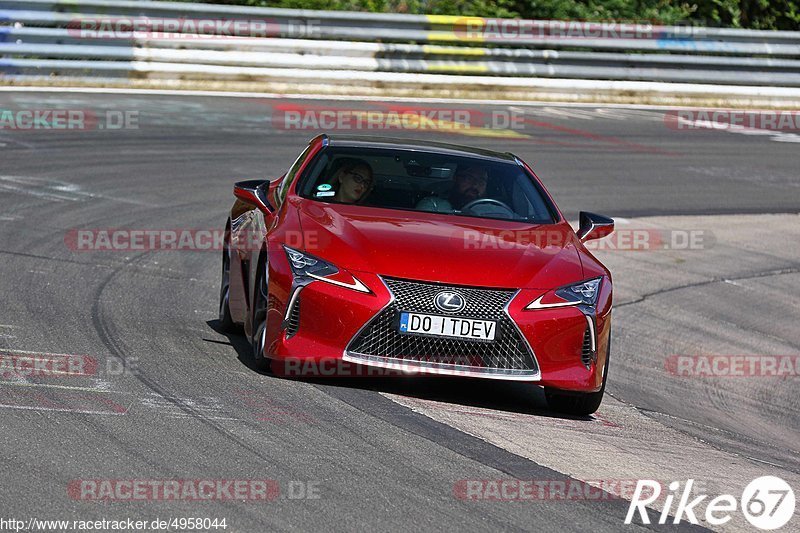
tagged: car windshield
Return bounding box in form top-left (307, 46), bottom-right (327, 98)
top-left (298, 147), bottom-right (556, 223)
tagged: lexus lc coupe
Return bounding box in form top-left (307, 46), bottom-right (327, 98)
top-left (218, 134), bottom-right (615, 415)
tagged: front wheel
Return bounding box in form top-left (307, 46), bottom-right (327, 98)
top-left (250, 261), bottom-right (271, 372)
top-left (545, 336), bottom-right (610, 416)
top-left (218, 232), bottom-right (236, 332)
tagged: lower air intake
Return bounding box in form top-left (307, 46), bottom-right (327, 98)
top-left (346, 277), bottom-right (538, 378)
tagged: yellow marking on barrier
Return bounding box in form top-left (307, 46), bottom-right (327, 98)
top-left (455, 128), bottom-right (529, 139)
top-left (425, 15), bottom-right (467, 25)
top-left (426, 64), bottom-right (489, 73)
top-left (423, 45), bottom-right (486, 57)
top-left (425, 31), bottom-right (455, 42)
top-left (426, 31), bottom-right (486, 44)
top-left (426, 13), bottom-right (487, 44)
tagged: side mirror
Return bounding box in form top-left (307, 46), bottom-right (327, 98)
top-left (577, 211), bottom-right (614, 242)
top-left (267, 174), bottom-right (286, 207)
top-left (234, 180), bottom-right (274, 214)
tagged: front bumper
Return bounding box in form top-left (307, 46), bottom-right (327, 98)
top-left (264, 261), bottom-right (611, 392)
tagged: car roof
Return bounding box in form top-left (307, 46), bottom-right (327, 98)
top-left (325, 135), bottom-right (518, 163)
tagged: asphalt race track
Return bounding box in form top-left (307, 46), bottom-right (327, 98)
top-left (0, 89), bottom-right (798, 532)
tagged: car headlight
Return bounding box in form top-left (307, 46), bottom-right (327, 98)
top-left (283, 246), bottom-right (370, 293)
top-left (526, 277), bottom-right (602, 310)
top-left (285, 246), bottom-right (338, 278)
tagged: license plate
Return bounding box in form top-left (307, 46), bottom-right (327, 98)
top-left (398, 312), bottom-right (497, 341)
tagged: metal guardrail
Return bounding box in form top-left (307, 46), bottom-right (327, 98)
top-left (1, 0), bottom-right (799, 89)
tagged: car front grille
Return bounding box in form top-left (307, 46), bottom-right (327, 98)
top-left (345, 277), bottom-right (539, 378)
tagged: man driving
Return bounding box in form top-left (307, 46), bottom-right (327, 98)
top-left (416, 164), bottom-right (488, 213)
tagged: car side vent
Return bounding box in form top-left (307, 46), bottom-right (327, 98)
top-left (581, 326), bottom-right (594, 368)
top-left (286, 297), bottom-right (301, 338)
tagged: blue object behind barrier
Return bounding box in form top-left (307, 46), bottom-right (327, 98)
top-left (656, 39), bottom-right (739, 53)
top-left (0, 59), bottom-right (21, 76)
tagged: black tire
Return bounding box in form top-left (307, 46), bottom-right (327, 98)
top-left (250, 256), bottom-right (271, 372)
top-left (217, 229), bottom-right (236, 332)
top-left (545, 335), bottom-right (611, 416)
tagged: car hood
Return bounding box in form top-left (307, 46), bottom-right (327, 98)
top-left (296, 201), bottom-right (584, 289)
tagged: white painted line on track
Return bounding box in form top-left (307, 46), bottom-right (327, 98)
top-left (0, 176), bottom-right (160, 207)
top-left (92, 379), bottom-right (112, 391)
top-left (0, 381), bottom-right (120, 394)
top-left (0, 182), bottom-right (79, 202)
top-left (0, 86), bottom-right (789, 111)
top-left (0, 347), bottom-right (85, 355)
top-left (0, 404), bottom-right (127, 415)
top-left (137, 393), bottom-right (242, 421)
top-left (3, 373), bottom-right (29, 385)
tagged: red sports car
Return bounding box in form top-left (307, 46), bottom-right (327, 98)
top-left (219, 134), bottom-right (614, 415)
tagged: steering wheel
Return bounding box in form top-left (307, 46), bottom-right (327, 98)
top-left (461, 198), bottom-right (516, 217)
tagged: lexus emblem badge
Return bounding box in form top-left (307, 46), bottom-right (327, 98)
top-left (434, 291), bottom-right (466, 314)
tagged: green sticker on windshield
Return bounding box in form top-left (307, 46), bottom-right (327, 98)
top-left (317, 183), bottom-right (333, 192)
